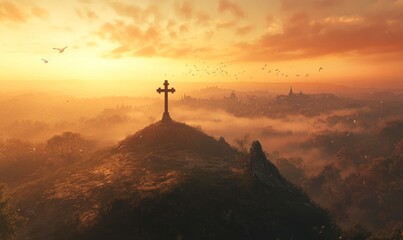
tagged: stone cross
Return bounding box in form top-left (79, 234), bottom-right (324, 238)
top-left (157, 80), bottom-right (175, 122)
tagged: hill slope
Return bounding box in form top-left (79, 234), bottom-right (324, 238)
top-left (13, 121), bottom-right (340, 240)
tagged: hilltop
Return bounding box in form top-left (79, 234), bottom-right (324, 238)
top-left (12, 121), bottom-right (340, 240)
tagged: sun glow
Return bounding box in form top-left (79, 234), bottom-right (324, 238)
top-left (0, 0), bottom-right (402, 95)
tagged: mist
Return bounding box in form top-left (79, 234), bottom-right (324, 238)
top-left (0, 89), bottom-right (402, 235)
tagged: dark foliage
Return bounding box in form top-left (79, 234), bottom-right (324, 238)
top-left (46, 131), bottom-right (96, 162)
top-left (78, 169), bottom-right (339, 240)
top-left (0, 184), bottom-right (25, 240)
top-left (299, 120), bottom-right (403, 233)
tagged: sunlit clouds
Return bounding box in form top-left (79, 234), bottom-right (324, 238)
top-left (0, 0), bottom-right (402, 92)
top-left (0, 1), bottom-right (48, 22)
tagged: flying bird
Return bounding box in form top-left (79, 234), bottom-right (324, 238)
top-left (305, 74), bottom-right (309, 77)
top-left (319, 67), bottom-right (323, 72)
top-left (41, 58), bottom-right (48, 63)
top-left (53, 46), bottom-right (68, 53)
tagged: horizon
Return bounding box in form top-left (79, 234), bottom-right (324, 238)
top-left (1, 79), bottom-right (402, 98)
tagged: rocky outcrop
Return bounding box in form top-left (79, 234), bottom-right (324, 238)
top-left (248, 140), bottom-right (290, 188)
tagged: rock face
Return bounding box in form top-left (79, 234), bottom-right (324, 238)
top-left (248, 140), bottom-right (289, 188)
top-left (13, 121), bottom-right (340, 240)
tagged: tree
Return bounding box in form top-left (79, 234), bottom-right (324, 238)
top-left (46, 132), bottom-right (96, 162)
top-left (343, 224), bottom-right (373, 240)
top-left (0, 184), bottom-right (24, 240)
top-left (0, 138), bottom-right (40, 185)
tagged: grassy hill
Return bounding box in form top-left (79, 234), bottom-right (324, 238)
top-left (12, 121), bottom-right (340, 240)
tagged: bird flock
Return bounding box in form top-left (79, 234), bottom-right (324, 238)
top-left (174, 61), bottom-right (325, 81)
top-left (260, 64), bottom-right (323, 79)
top-left (41, 46), bottom-right (68, 64)
top-left (183, 62), bottom-right (246, 80)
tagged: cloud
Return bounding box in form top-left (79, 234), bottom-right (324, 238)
top-left (78, 0), bottom-right (92, 3)
top-left (235, 25), bottom-right (254, 36)
top-left (96, 2), bottom-right (229, 59)
top-left (215, 19), bottom-right (237, 29)
top-left (30, 6), bottom-right (49, 20)
top-left (0, 1), bottom-right (49, 23)
top-left (174, 1), bottom-right (211, 26)
top-left (110, 2), bottom-right (160, 23)
top-left (195, 11), bottom-right (211, 26)
top-left (98, 20), bottom-right (161, 48)
top-left (95, 1), bottom-right (265, 60)
top-left (218, 0), bottom-right (245, 18)
top-left (97, 18), bottom-right (217, 59)
top-left (235, 6), bottom-right (403, 61)
top-left (0, 1), bottom-right (28, 22)
top-left (76, 9), bottom-right (98, 20)
top-left (97, 0), bottom-right (403, 62)
top-left (86, 41), bottom-right (97, 47)
top-left (281, 0), bottom-right (347, 11)
top-left (175, 1), bottom-right (193, 19)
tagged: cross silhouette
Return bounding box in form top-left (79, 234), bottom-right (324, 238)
top-left (157, 80), bottom-right (175, 122)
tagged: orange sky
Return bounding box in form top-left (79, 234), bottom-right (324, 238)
top-left (1, 0), bottom-right (402, 94)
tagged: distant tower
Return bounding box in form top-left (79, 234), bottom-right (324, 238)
top-left (230, 91), bottom-right (237, 100)
top-left (289, 86), bottom-right (294, 96)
